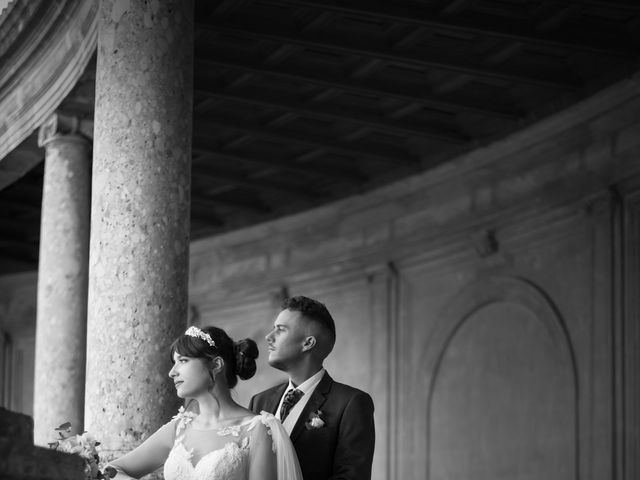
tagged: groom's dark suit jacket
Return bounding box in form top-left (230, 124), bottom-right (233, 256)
top-left (249, 372), bottom-right (375, 480)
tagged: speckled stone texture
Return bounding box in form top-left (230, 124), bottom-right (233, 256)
top-left (85, 0), bottom-right (193, 461)
top-left (33, 134), bottom-right (91, 446)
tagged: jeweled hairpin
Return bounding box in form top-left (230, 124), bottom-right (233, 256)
top-left (185, 326), bottom-right (216, 348)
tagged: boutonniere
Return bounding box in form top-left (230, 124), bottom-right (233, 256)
top-left (305, 410), bottom-right (325, 430)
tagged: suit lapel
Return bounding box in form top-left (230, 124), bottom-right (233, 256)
top-left (290, 372), bottom-right (333, 443)
top-left (263, 383), bottom-right (288, 415)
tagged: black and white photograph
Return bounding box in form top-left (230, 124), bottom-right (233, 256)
top-left (0, 1), bottom-right (639, 479)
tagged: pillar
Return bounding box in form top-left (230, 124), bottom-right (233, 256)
top-left (85, 0), bottom-right (193, 460)
top-left (33, 114), bottom-right (91, 446)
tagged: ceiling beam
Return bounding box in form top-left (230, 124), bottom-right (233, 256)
top-left (194, 116), bottom-right (419, 166)
top-left (193, 135), bottom-right (367, 182)
top-left (209, 0), bottom-right (253, 16)
top-left (190, 215), bottom-right (224, 232)
top-left (188, 204), bottom-right (224, 227)
top-left (267, 0), bottom-right (639, 55)
top-left (191, 193), bottom-right (272, 214)
top-left (195, 166), bottom-right (322, 201)
top-left (196, 54), bottom-right (522, 119)
top-left (577, 0), bottom-right (640, 9)
top-left (195, 84), bottom-right (471, 144)
top-left (198, 19), bottom-right (582, 89)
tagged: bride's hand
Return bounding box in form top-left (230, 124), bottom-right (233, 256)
top-left (102, 465), bottom-right (136, 479)
top-left (103, 466), bottom-right (118, 478)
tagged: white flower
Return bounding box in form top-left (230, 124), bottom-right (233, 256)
top-left (50, 424), bottom-right (105, 480)
top-left (309, 417), bottom-right (324, 428)
top-left (305, 410), bottom-right (325, 430)
top-left (173, 405), bottom-right (199, 435)
top-left (172, 406), bottom-right (198, 424)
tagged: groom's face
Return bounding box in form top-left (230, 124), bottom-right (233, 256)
top-left (266, 309), bottom-right (308, 370)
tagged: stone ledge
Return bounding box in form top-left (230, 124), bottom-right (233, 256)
top-left (0, 408), bottom-right (85, 480)
top-left (0, 447), bottom-right (86, 480)
top-left (0, 407), bottom-right (32, 446)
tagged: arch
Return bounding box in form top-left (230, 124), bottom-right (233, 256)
top-left (422, 276), bottom-right (578, 480)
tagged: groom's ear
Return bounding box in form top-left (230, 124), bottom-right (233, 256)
top-left (302, 336), bottom-right (316, 352)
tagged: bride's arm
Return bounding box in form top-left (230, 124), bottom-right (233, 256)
top-left (106, 420), bottom-right (176, 479)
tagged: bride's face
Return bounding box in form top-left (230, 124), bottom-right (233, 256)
top-left (168, 352), bottom-right (211, 398)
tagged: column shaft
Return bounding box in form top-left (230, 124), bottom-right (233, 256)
top-left (33, 133), bottom-right (91, 445)
top-left (86, 0), bottom-right (193, 458)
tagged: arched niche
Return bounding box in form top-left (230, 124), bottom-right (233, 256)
top-left (424, 276), bottom-right (578, 480)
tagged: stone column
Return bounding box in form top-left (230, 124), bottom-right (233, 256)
top-left (85, 0), bottom-right (193, 460)
top-left (33, 114), bottom-right (91, 446)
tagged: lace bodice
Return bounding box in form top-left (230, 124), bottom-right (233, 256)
top-left (105, 408), bottom-right (301, 480)
top-left (164, 436), bottom-right (250, 480)
top-left (163, 411), bottom-right (259, 480)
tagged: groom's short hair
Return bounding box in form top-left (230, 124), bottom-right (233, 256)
top-left (281, 296), bottom-right (336, 346)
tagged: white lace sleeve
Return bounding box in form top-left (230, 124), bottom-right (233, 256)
top-left (248, 411), bottom-right (303, 480)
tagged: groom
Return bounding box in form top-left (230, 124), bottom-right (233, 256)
top-left (249, 296), bottom-right (375, 480)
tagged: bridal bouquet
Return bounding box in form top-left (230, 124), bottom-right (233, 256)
top-left (49, 422), bottom-right (116, 480)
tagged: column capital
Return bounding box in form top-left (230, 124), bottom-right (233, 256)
top-left (37, 113), bottom-right (93, 148)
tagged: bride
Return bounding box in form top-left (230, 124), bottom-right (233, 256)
top-left (105, 326), bottom-right (303, 480)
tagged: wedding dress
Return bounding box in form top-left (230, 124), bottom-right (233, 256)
top-left (163, 410), bottom-right (302, 480)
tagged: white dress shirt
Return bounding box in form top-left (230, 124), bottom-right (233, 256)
top-left (276, 368), bottom-right (326, 435)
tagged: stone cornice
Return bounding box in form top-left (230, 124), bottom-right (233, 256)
top-left (0, 0), bottom-right (97, 168)
top-left (0, 1), bottom-right (43, 61)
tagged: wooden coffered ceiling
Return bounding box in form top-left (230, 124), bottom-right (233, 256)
top-left (1, 0), bottom-right (640, 273)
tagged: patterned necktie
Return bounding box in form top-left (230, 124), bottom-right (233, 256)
top-left (280, 388), bottom-right (303, 422)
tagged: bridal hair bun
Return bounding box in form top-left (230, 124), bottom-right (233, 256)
top-left (233, 338), bottom-right (258, 380)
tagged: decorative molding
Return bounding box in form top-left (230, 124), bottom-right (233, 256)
top-left (471, 228), bottom-right (498, 258)
top-left (0, 0), bottom-right (98, 169)
top-left (0, 1), bottom-right (46, 62)
top-left (424, 275), bottom-right (578, 375)
top-left (37, 112), bottom-right (93, 148)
